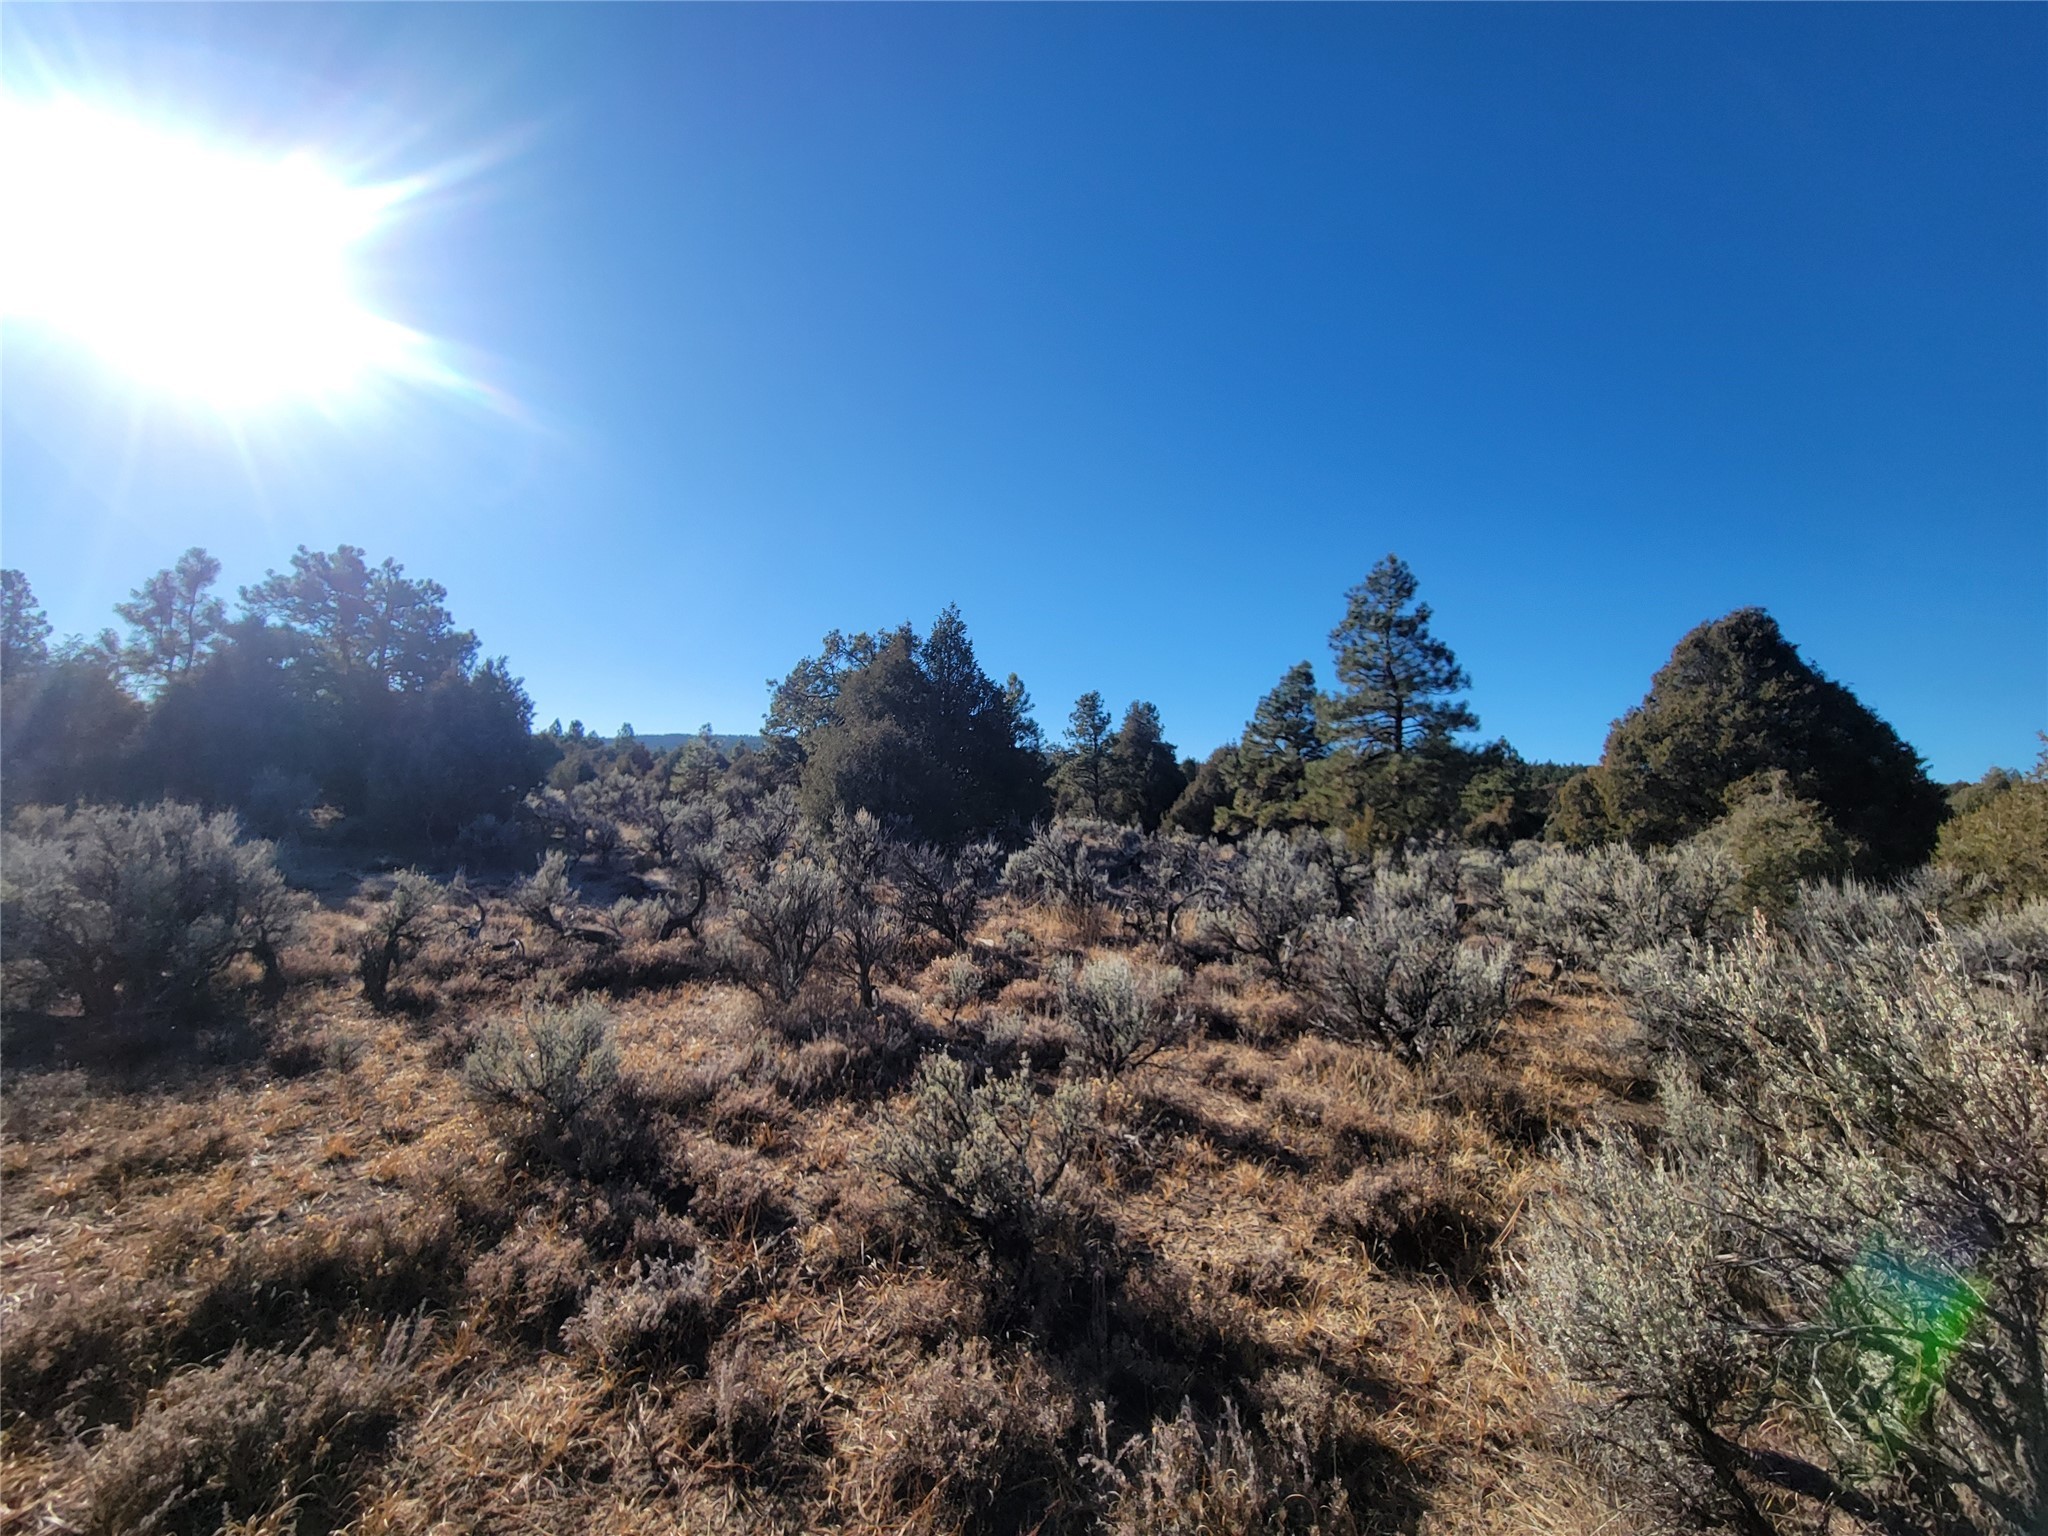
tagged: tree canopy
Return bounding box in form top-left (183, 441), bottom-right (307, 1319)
top-left (1223, 661), bottom-right (1326, 831)
top-left (1588, 607), bottom-right (1946, 876)
top-left (1319, 555), bottom-right (1476, 757)
top-left (114, 548), bottom-right (225, 693)
top-left (770, 605), bottom-right (1046, 843)
top-left (0, 546), bottom-right (546, 841)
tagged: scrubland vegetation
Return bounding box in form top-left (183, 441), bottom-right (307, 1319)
top-left (1, 549), bottom-right (2043, 1534)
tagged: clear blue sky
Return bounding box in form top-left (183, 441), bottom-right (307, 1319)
top-left (4, 4), bottom-right (2043, 781)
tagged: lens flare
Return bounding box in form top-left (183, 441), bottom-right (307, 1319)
top-left (1, 95), bottom-right (461, 411)
top-left (1819, 1240), bottom-right (1984, 1458)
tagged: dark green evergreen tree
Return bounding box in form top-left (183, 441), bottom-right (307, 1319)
top-left (114, 547), bottom-right (225, 693)
top-left (774, 608), bottom-right (1046, 843)
top-left (1596, 607), bottom-right (1945, 876)
top-left (1106, 701), bottom-right (1186, 830)
top-left (240, 544), bottom-right (477, 696)
top-left (1, 570), bottom-right (52, 678)
top-left (1052, 690), bottom-right (1115, 818)
top-left (1320, 555), bottom-right (1475, 757)
top-left (1165, 744), bottom-right (1240, 836)
top-left (1224, 661), bottom-right (1326, 830)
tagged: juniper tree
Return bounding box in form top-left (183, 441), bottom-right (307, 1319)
top-left (1596, 608), bottom-right (1945, 876)
top-left (1320, 555), bottom-right (1475, 758)
top-left (772, 608), bottom-right (1046, 842)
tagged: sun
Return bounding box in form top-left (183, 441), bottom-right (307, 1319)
top-left (1, 96), bottom-right (444, 411)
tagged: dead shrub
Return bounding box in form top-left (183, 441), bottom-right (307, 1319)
top-left (0, 1282), bottom-right (171, 1431)
top-left (562, 1256), bottom-right (718, 1381)
top-left (1430, 1057), bottom-right (1575, 1147)
top-left (973, 1007), bottom-right (1071, 1076)
top-left (703, 1339), bottom-right (827, 1485)
top-left (866, 1338), bottom-right (1076, 1528)
top-left (1088, 1389), bottom-right (1357, 1536)
top-left (465, 1221), bottom-right (592, 1342)
top-left (687, 1143), bottom-right (792, 1238)
top-left (996, 974), bottom-right (1055, 1016)
top-left (78, 1324), bottom-right (424, 1536)
top-left (705, 1078), bottom-right (792, 1145)
top-left (180, 1207), bottom-right (466, 1359)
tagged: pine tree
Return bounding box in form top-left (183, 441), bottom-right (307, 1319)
top-left (1055, 691), bottom-right (1114, 818)
top-left (1, 570), bottom-right (52, 677)
top-left (1225, 661), bottom-right (1326, 829)
top-left (115, 548), bottom-right (225, 692)
top-left (1106, 700), bottom-right (1186, 829)
top-left (1321, 555), bottom-right (1475, 757)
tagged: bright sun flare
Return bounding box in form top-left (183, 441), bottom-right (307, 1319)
top-left (2, 97), bottom-right (445, 410)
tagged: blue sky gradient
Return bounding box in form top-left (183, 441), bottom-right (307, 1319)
top-left (4, 4), bottom-right (2043, 780)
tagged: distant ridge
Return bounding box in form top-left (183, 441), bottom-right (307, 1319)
top-left (630, 732), bottom-right (766, 753)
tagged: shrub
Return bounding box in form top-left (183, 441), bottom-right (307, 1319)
top-left (1205, 830), bottom-right (1340, 983)
top-left (1121, 829), bottom-right (1219, 946)
top-left (930, 952), bottom-right (985, 1022)
top-left (1303, 884), bottom-right (1516, 1064)
top-left (1512, 924), bottom-right (2048, 1535)
top-left (455, 810), bottom-right (530, 867)
top-left (726, 857), bottom-right (839, 1003)
top-left (241, 766), bottom-right (319, 840)
top-left (871, 1339), bottom-right (1075, 1527)
top-left (649, 795), bottom-right (727, 937)
top-left (1951, 899), bottom-right (2048, 987)
top-left (1591, 606), bottom-right (1947, 876)
top-left (356, 868), bottom-right (442, 1009)
top-left (2, 800), bottom-right (304, 1018)
top-left (893, 836), bottom-right (1002, 951)
top-left (465, 996), bottom-right (621, 1145)
top-left (80, 1325), bottom-right (422, 1536)
top-left (828, 807), bottom-right (904, 1009)
top-left (1936, 754), bottom-right (2048, 905)
top-left (1003, 819), bottom-right (1134, 916)
top-left (1053, 953), bottom-right (1188, 1076)
top-left (875, 1054), bottom-right (1092, 1268)
top-left (1090, 1392), bottom-right (1356, 1536)
top-left (562, 1256), bottom-right (717, 1380)
top-left (511, 847), bottom-right (574, 933)
top-left (722, 786), bottom-right (804, 884)
top-left (1499, 840), bottom-right (1732, 979)
top-left (1322, 1156), bottom-right (1502, 1285)
top-left (1701, 775), bottom-right (1853, 916)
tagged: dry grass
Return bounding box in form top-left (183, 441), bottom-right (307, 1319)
top-left (1, 882), bottom-right (1644, 1536)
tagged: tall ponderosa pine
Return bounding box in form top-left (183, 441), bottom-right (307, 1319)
top-left (1226, 661), bottom-right (1327, 830)
top-left (1596, 607), bottom-right (1945, 876)
top-left (240, 544), bottom-right (477, 695)
top-left (1054, 690), bottom-right (1115, 818)
top-left (115, 547), bottom-right (225, 693)
top-left (1321, 555), bottom-right (1475, 757)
